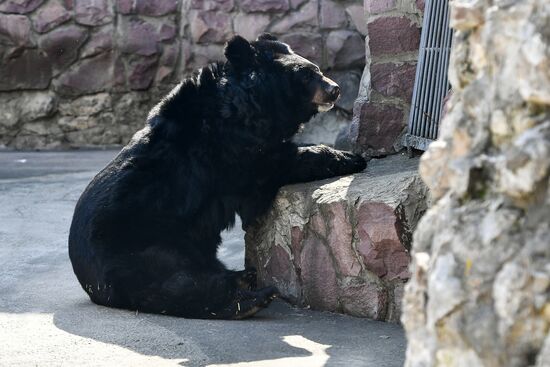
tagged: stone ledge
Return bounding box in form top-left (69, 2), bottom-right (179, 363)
top-left (245, 154), bottom-right (429, 321)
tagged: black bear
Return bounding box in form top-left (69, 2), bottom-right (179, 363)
top-left (69, 34), bottom-right (366, 319)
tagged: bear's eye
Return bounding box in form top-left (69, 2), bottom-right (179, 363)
top-left (300, 68), bottom-right (315, 81)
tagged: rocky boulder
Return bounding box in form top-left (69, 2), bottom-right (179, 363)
top-left (403, 1), bottom-right (550, 366)
top-left (245, 154), bottom-right (429, 321)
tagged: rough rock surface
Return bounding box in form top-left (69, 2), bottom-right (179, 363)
top-left (402, 1), bottom-right (550, 366)
top-left (0, 0), bottom-right (366, 149)
top-left (245, 154), bottom-right (429, 321)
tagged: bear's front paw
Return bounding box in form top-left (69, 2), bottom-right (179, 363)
top-left (338, 151), bottom-right (367, 174)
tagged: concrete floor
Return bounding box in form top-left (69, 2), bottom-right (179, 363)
top-left (0, 150), bottom-right (406, 367)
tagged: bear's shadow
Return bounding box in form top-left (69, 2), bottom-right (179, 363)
top-left (52, 300), bottom-right (336, 367)
top-left (52, 294), bottom-right (406, 367)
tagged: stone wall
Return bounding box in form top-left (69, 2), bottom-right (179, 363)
top-left (403, 0), bottom-right (550, 366)
top-left (349, 0), bottom-right (424, 157)
top-left (0, 0), bottom-right (365, 149)
top-left (245, 154), bottom-right (429, 321)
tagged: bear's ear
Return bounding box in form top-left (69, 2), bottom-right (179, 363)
top-left (224, 35), bottom-right (255, 70)
top-left (256, 33), bottom-right (278, 42)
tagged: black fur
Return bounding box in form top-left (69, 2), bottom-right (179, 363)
top-left (68, 34), bottom-right (366, 319)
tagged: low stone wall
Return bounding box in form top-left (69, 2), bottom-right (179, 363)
top-left (0, 0), bottom-right (365, 149)
top-left (245, 155), bottom-right (429, 321)
top-left (350, 0), bottom-right (424, 157)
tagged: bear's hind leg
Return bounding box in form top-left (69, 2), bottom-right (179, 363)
top-left (99, 247), bottom-right (276, 319)
top-left (113, 261), bottom-right (275, 319)
top-left (133, 270), bottom-right (277, 319)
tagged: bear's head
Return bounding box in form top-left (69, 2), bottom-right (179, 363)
top-left (223, 34), bottom-right (341, 141)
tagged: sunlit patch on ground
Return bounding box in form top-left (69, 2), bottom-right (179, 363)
top-left (207, 335), bottom-right (330, 367)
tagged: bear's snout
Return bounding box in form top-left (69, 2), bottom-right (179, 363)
top-left (326, 83), bottom-right (340, 102)
top-left (313, 76), bottom-right (340, 112)
top-left (321, 75), bottom-right (340, 102)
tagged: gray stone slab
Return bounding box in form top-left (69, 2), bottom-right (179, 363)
top-left (0, 150), bottom-right (406, 367)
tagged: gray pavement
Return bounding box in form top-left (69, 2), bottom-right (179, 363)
top-left (0, 150), bottom-right (406, 367)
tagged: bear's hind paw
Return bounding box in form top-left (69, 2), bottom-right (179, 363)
top-left (227, 286), bottom-right (279, 320)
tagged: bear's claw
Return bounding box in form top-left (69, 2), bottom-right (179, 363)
top-left (235, 267), bottom-right (258, 290)
top-left (229, 286), bottom-right (279, 319)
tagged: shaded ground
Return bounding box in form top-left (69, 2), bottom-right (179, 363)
top-left (0, 150), bottom-right (406, 367)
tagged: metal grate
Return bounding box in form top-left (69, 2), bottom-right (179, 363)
top-left (404, 0), bottom-right (453, 152)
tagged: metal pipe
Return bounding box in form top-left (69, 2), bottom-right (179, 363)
top-left (419, 0), bottom-right (443, 138)
top-left (408, 0), bottom-right (434, 137)
top-left (429, 0), bottom-right (450, 139)
top-left (404, 0), bottom-right (453, 150)
top-left (415, 0), bottom-right (438, 137)
top-left (432, 3), bottom-right (453, 139)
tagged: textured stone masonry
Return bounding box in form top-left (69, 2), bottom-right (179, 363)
top-left (245, 154), bottom-right (429, 321)
top-left (350, 0), bottom-right (424, 157)
top-left (0, 0), bottom-right (365, 149)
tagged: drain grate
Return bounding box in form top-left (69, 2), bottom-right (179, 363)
top-left (404, 0), bottom-right (453, 152)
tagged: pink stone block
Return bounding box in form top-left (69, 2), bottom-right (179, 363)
top-left (54, 52), bottom-right (113, 95)
top-left (346, 4), bottom-right (367, 35)
top-left (270, 1), bottom-right (317, 33)
top-left (300, 237), bottom-right (339, 310)
top-left (354, 102), bottom-right (405, 155)
top-left (320, 0), bottom-right (348, 30)
top-left (234, 13), bottom-right (270, 41)
top-left (0, 49), bottom-right (52, 90)
top-left (340, 280), bottom-right (388, 319)
top-left (364, 0), bottom-right (396, 14)
top-left (81, 26), bottom-right (113, 58)
top-left (279, 33), bottom-right (323, 66)
top-left (189, 0), bottom-right (234, 11)
top-left (74, 0), bottom-right (113, 26)
top-left (159, 23), bottom-right (177, 42)
top-left (128, 55), bottom-right (158, 90)
top-left (118, 19), bottom-right (159, 56)
top-left (117, 0), bottom-right (177, 16)
top-left (0, 13), bottom-right (32, 46)
top-left (265, 245), bottom-right (301, 301)
top-left (0, 0), bottom-right (45, 14)
top-left (371, 62), bottom-right (417, 101)
top-left (368, 17), bottom-right (420, 57)
top-left (326, 30), bottom-right (365, 69)
top-left (32, 0), bottom-right (71, 33)
top-left (159, 43), bottom-right (179, 68)
top-left (189, 10), bottom-right (232, 44)
top-left (326, 202), bottom-right (362, 277)
top-left (290, 226), bottom-right (303, 260)
top-left (357, 202), bottom-right (411, 280)
top-left (241, 0), bottom-right (289, 12)
top-left (38, 25), bottom-right (88, 72)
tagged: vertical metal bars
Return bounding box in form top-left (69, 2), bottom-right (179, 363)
top-left (404, 0), bottom-right (453, 152)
